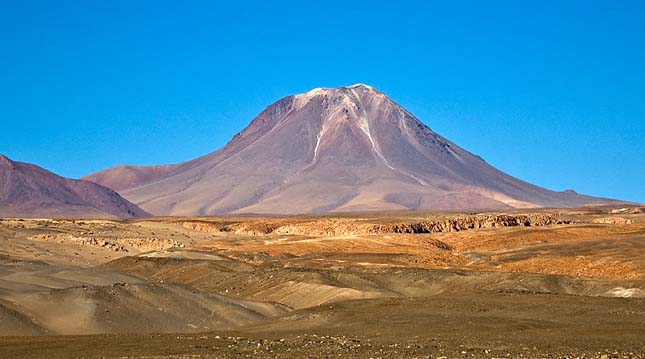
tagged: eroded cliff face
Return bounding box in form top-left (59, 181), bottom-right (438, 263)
top-left (177, 213), bottom-right (571, 237)
top-left (263, 214), bottom-right (570, 236)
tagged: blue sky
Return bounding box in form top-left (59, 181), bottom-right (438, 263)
top-left (1, 1), bottom-right (644, 203)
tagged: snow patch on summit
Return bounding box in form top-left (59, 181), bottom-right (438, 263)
top-left (346, 83), bottom-right (375, 90)
top-left (294, 87), bottom-right (330, 107)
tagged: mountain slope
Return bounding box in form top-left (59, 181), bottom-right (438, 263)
top-left (83, 164), bottom-right (173, 192)
top-left (86, 84), bottom-right (624, 215)
top-left (0, 154), bottom-right (148, 218)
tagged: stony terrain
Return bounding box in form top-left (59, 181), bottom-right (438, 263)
top-left (0, 207), bottom-right (643, 358)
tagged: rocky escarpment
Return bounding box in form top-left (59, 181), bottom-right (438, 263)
top-left (180, 221), bottom-right (278, 236)
top-left (178, 214), bottom-right (572, 237)
top-left (592, 217), bottom-right (633, 225)
top-left (271, 214), bottom-right (571, 236)
top-left (611, 207), bottom-right (645, 214)
top-left (28, 233), bottom-right (185, 252)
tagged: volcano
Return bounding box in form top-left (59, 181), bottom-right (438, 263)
top-left (85, 84), bottom-right (623, 215)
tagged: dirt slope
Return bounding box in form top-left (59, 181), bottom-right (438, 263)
top-left (83, 164), bottom-right (173, 192)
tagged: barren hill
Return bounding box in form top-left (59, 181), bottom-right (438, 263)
top-left (0, 154), bottom-right (147, 218)
top-left (86, 84), bottom-right (624, 215)
top-left (84, 164), bottom-right (173, 192)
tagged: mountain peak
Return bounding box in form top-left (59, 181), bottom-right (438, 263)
top-left (293, 84), bottom-right (387, 113)
top-left (297, 84), bottom-right (381, 99)
top-left (345, 83), bottom-right (376, 91)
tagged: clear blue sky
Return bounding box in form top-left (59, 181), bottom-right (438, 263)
top-left (1, 1), bottom-right (644, 203)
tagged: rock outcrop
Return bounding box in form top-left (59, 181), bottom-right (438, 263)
top-left (592, 217), bottom-right (633, 225)
top-left (177, 214), bottom-right (572, 237)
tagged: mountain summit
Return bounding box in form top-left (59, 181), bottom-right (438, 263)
top-left (85, 84), bottom-right (623, 215)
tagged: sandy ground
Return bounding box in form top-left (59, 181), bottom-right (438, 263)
top-left (0, 207), bottom-right (643, 357)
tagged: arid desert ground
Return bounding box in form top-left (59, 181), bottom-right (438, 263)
top-left (0, 207), bottom-right (643, 358)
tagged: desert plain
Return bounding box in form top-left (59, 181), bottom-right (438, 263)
top-left (0, 207), bottom-right (643, 358)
